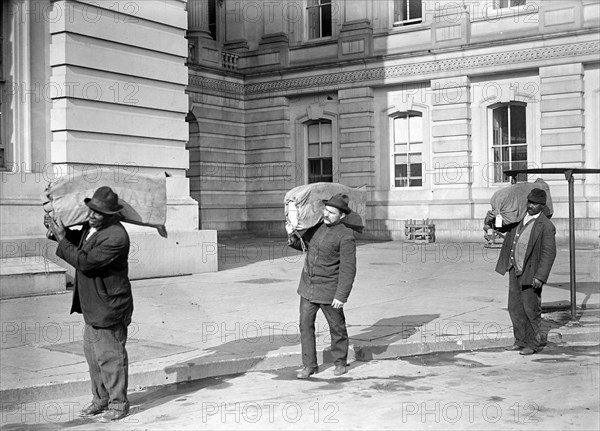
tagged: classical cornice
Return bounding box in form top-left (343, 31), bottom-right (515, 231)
top-left (188, 40), bottom-right (600, 97)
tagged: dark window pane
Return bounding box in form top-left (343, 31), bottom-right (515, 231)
top-left (309, 159), bottom-right (320, 175)
top-left (409, 178), bottom-right (422, 187)
top-left (322, 159), bottom-right (332, 175)
top-left (410, 163), bottom-right (422, 177)
top-left (322, 3), bottom-right (332, 37)
top-left (493, 106), bottom-right (508, 146)
top-left (510, 105), bottom-right (526, 145)
top-left (409, 0), bottom-right (422, 19)
top-left (511, 145), bottom-right (527, 162)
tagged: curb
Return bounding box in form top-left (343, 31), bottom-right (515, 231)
top-left (2, 325), bottom-right (598, 405)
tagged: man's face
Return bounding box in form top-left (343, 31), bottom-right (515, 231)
top-left (88, 209), bottom-right (109, 228)
top-left (323, 205), bottom-right (345, 225)
top-left (527, 200), bottom-right (543, 216)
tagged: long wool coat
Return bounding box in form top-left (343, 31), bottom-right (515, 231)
top-left (56, 220), bottom-right (133, 328)
top-left (495, 212), bottom-right (557, 286)
top-left (289, 221), bottom-right (357, 304)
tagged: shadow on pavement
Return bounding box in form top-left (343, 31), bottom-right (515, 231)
top-left (545, 281), bottom-right (600, 309)
top-left (351, 314), bottom-right (440, 361)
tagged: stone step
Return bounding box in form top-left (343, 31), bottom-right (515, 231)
top-left (0, 257), bottom-right (67, 299)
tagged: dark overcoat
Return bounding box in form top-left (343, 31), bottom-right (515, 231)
top-left (289, 222), bottom-right (356, 304)
top-left (495, 213), bottom-right (556, 286)
top-left (56, 220), bottom-right (133, 328)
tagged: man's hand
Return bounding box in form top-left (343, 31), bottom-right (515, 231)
top-left (532, 278), bottom-right (544, 290)
top-left (331, 299), bottom-right (345, 309)
top-left (48, 217), bottom-right (66, 242)
top-left (285, 222), bottom-right (294, 235)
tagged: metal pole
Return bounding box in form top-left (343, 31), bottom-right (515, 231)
top-left (566, 170), bottom-right (577, 321)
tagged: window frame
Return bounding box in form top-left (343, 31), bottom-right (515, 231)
top-left (306, 118), bottom-right (334, 184)
top-left (393, 0), bottom-right (423, 27)
top-left (390, 110), bottom-right (424, 189)
top-left (489, 101), bottom-right (528, 184)
top-left (492, 0), bottom-right (526, 10)
top-left (306, 0), bottom-right (333, 40)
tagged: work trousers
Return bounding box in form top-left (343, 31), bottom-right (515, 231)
top-left (508, 268), bottom-right (543, 350)
top-left (83, 322), bottom-right (129, 411)
top-left (299, 296), bottom-right (349, 369)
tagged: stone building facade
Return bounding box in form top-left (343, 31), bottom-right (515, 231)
top-left (186, 0), bottom-right (599, 244)
top-left (1, 0), bottom-right (216, 297)
top-left (1, 1), bottom-right (599, 297)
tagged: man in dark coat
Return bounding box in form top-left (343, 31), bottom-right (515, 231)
top-left (490, 188), bottom-right (556, 355)
top-left (47, 186), bottom-right (133, 421)
top-left (288, 193), bottom-right (358, 378)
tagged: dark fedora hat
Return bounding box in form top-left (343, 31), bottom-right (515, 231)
top-left (527, 188), bottom-right (547, 205)
top-left (84, 186), bottom-right (124, 215)
top-left (322, 193), bottom-right (352, 214)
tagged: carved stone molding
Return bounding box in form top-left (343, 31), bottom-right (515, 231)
top-left (187, 40), bottom-right (599, 98)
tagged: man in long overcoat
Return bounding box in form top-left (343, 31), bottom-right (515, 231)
top-left (491, 188), bottom-right (556, 355)
top-left (47, 186), bottom-right (133, 421)
top-left (288, 193), bottom-right (359, 378)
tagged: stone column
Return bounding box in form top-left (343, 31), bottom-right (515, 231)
top-left (187, 0), bottom-right (212, 39)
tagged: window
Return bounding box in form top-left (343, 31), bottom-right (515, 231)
top-left (307, 120), bottom-right (333, 183)
top-left (392, 112), bottom-right (423, 187)
top-left (208, 0), bottom-right (217, 40)
top-left (394, 0), bottom-right (422, 26)
top-left (307, 0), bottom-right (332, 39)
top-left (491, 103), bottom-right (527, 183)
top-left (493, 0), bottom-right (526, 9)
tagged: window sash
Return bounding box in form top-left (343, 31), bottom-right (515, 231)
top-left (493, 0), bottom-right (526, 10)
top-left (392, 112), bottom-right (423, 188)
top-left (491, 103), bottom-right (527, 183)
top-left (307, 0), bottom-right (332, 39)
top-left (394, 0), bottom-right (423, 25)
top-left (307, 120), bottom-right (333, 183)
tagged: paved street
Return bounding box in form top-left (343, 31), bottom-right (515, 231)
top-left (1, 340), bottom-right (598, 430)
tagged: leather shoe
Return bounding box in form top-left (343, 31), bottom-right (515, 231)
top-left (333, 364), bottom-right (347, 376)
top-left (504, 344), bottom-right (523, 351)
top-left (297, 367), bottom-right (318, 379)
top-left (79, 402), bottom-right (107, 417)
top-left (98, 407), bottom-right (129, 422)
top-left (519, 347), bottom-right (537, 356)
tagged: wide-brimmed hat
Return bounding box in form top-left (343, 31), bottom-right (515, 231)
top-left (322, 193), bottom-right (352, 214)
top-left (84, 186), bottom-right (124, 215)
top-left (527, 188), bottom-right (547, 205)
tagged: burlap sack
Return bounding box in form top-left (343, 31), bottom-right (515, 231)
top-left (284, 182), bottom-right (367, 233)
top-left (489, 178), bottom-right (554, 225)
top-left (41, 170), bottom-right (168, 237)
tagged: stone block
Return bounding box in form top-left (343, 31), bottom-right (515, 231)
top-left (126, 230), bottom-right (217, 278)
top-left (541, 114), bottom-right (584, 129)
top-left (540, 79), bottom-right (584, 95)
top-left (540, 63), bottom-right (584, 78)
top-left (432, 106), bottom-right (470, 122)
top-left (541, 148), bottom-right (585, 164)
top-left (540, 97), bottom-right (584, 112)
top-left (432, 122), bottom-right (471, 138)
top-left (432, 138), bottom-right (470, 154)
top-left (540, 131), bottom-right (584, 147)
top-left (0, 257), bottom-right (67, 299)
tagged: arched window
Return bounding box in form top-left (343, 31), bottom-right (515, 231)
top-left (391, 111), bottom-right (423, 187)
top-left (306, 119), bottom-right (333, 183)
top-left (491, 102), bottom-right (527, 183)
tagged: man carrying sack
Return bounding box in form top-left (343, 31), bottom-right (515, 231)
top-left (287, 193), bottom-right (359, 378)
top-left (46, 186), bottom-right (133, 422)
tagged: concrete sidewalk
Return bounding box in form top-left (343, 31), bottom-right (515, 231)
top-left (1, 238), bottom-right (599, 405)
